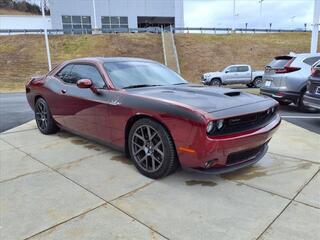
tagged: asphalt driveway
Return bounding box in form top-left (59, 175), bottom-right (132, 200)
top-left (0, 93), bottom-right (33, 132)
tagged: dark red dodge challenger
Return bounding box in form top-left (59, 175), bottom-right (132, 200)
top-left (26, 57), bottom-right (281, 179)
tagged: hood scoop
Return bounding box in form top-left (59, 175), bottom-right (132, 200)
top-left (224, 91), bottom-right (241, 97)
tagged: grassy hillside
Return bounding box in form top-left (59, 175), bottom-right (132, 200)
top-left (175, 33), bottom-right (318, 82)
top-left (0, 8), bottom-right (36, 15)
top-left (0, 32), bottom-right (317, 92)
top-left (0, 34), bottom-right (163, 92)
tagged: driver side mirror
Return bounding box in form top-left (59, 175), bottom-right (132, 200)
top-left (77, 79), bottom-right (92, 89)
top-left (225, 70), bottom-right (229, 73)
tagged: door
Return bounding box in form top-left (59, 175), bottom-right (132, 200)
top-left (224, 66), bottom-right (239, 83)
top-left (51, 63), bottom-right (110, 141)
top-left (236, 65), bottom-right (251, 83)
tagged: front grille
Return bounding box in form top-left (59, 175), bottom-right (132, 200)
top-left (227, 144), bottom-right (266, 165)
top-left (209, 107), bottom-right (277, 136)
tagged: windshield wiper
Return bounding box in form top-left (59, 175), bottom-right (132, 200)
top-left (123, 84), bottom-right (161, 89)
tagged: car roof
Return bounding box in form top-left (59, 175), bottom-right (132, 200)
top-left (288, 53), bottom-right (320, 58)
top-left (66, 57), bottom-right (156, 64)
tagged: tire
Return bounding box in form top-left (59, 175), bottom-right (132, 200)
top-left (253, 77), bottom-right (263, 88)
top-left (278, 101), bottom-right (291, 106)
top-left (298, 89), bottom-right (320, 113)
top-left (35, 98), bottom-right (59, 135)
top-left (128, 118), bottom-right (179, 179)
top-left (210, 78), bottom-right (222, 87)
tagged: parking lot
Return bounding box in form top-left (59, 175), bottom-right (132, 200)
top-left (1, 118), bottom-right (319, 240)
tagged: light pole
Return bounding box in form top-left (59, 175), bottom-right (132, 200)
top-left (258, 0), bottom-right (264, 28)
top-left (311, 0), bottom-right (320, 53)
top-left (92, 0), bottom-right (98, 30)
top-left (41, 0), bottom-right (51, 71)
top-left (232, 0), bottom-right (236, 32)
top-left (259, 0), bottom-right (264, 17)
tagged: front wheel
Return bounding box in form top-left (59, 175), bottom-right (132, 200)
top-left (128, 118), bottom-right (179, 179)
top-left (210, 78), bottom-right (222, 87)
top-left (35, 98), bottom-right (59, 134)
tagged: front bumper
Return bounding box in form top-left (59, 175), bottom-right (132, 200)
top-left (303, 93), bottom-right (320, 110)
top-left (260, 88), bottom-right (300, 104)
top-left (179, 114), bottom-right (281, 174)
top-left (185, 144), bottom-right (268, 174)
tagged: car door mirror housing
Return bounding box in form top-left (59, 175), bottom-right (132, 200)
top-left (225, 70), bottom-right (229, 73)
top-left (77, 79), bottom-right (92, 89)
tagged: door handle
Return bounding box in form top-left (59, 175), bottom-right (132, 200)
top-left (61, 89), bottom-right (67, 94)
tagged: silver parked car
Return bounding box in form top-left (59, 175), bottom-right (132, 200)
top-left (202, 64), bottom-right (264, 87)
top-left (260, 53), bottom-right (320, 112)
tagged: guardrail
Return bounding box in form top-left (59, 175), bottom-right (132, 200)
top-left (173, 27), bottom-right (310, 33)
top-left (0, 27), bottom-right (162, 35)
top-left (0, 27), bottom-right (310, 35)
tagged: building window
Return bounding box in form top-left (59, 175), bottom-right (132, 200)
top-left (62, 15), bottom-right (92, 34)
top-left (101, 16), bottom-right (128, 32)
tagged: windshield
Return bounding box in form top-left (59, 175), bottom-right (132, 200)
top-left (103, 61), bottom-right (187, 89)
top-left (267, 56), bottom-right (293, 69)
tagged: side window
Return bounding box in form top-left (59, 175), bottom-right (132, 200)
top-left (71, 64), bottom-right (106, 88)
top-left (56, 64), bottom-right (74, 83)
top-left (303, 57), bottom-right (320, 66)
top-left (237, 66), bottom-right (249, 72)
top-left (226, 66), bottom-right (237, 73)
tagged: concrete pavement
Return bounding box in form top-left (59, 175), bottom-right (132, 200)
top-left (0, 120), bottom-right (319, 240)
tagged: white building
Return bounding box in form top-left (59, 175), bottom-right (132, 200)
top-left (49, 0), bottom-right (184, 32)
top-left (0, 15), bottom-right (51, 30)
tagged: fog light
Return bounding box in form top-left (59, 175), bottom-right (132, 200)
top-left (204, 159), bottom-right (218, 168)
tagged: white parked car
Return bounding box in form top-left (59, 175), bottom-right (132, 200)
top-left (201, 65), bottom-right (264, 88)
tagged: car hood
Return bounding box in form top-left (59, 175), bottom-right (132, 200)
top-left (127, 84), bottom-right (270, 113)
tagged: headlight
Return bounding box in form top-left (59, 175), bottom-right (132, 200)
top-left (217, 119), bottom-right (224, 129)
top-left (206, 120), bottom-right (224, 134)
top-left (206, 121), bottom-right (215, 133)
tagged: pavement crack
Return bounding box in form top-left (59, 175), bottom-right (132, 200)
top-left (0, 168), bottom-right (47, 184)
top-left (15, 146), bottom-right (169, 240)
top-left (269, 152), bottom-right (320, 165)
top-left (110, 181), bottom-right (155, 201)
top-left (23, 203), bottom-right (106, 240)
top-left (256, 168), bottom-right (320, 240)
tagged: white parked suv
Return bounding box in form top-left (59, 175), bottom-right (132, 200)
top-left (201, 65), bottom-right (264, 88)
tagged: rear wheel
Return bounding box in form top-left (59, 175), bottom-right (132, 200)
top-left (35, 98), bottom-right (59, 134)
top-left (210, 78), bottom-right (222, 87)
top-left (128, 118), bottom-right (179, 179)
top-left (253, 77), bottom-right (263, 88)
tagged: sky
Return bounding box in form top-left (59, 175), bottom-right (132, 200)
top-left (184, 0), bottom-right (316, 29)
